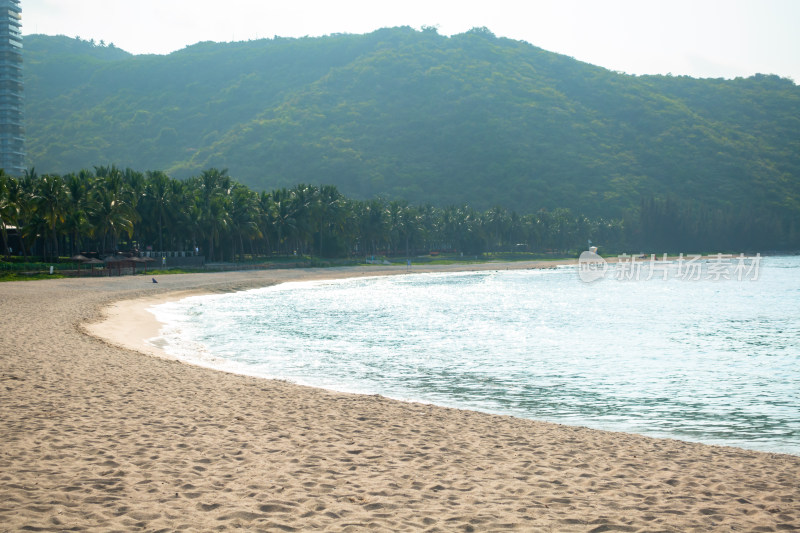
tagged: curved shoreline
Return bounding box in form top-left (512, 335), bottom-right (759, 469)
top-left (86, 260), bottom-right (575, 363)
top-left (1, 263), bottom-right (799, 531)
top-left (98, 262), bottom-right (800, 457)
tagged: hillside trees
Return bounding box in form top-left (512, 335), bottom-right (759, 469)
top-left (21, 31), bottom-right (800, 224)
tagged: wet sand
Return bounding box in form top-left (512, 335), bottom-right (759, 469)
top-left (1, 263), bottom-right (798, 532)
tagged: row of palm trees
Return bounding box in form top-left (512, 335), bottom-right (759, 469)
top-left (0, 165), bottom-right (627, 262)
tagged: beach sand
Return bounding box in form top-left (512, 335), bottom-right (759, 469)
top-left (1, 263), bottom-right (798, 532)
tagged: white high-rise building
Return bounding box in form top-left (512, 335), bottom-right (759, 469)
top-left (0, 0), bottom-right (24, 176)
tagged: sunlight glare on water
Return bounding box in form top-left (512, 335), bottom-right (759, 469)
top-left (150, 256), bottom-right (800, 455)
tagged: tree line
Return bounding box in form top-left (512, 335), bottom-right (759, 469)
top-left (1, 166), bottom-right (635, 262)
top-left (2, 165), bottom-right (795, 263)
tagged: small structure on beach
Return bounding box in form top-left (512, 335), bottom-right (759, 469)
top-left (130, 256), bottom-right (156, 273)
top-left (104, 256), bottom-right (137, 276)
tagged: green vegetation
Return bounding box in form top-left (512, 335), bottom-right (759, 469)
top-left (0, 272), bottom-right (65, 282)
top-left (23, 29), bottom-right (800, 225)
top-left (10, 29), bottom-right (799, 254)
top-left (2, 162), bottom-right (790, 275)
top-left (0, 166), bottom-right (634, 265)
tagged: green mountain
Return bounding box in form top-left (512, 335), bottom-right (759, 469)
top-left (23, 28), bottom-right (800, 220)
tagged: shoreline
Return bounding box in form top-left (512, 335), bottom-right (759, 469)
top-left (87, 260), bottom-right (575, 362)
top-left (90, 261), bottom-right (796, 457)
top-left (2, 262), bottom-right (799, 531)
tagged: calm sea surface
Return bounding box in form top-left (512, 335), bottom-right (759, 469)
top-left (150, 256), bottom-right (800, 455)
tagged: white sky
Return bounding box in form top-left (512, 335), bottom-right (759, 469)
top-left (22, 0), bottom-right (800, 82)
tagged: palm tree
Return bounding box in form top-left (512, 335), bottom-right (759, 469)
top-left (228, 183), bottom-right (260, 261)
top-left (358, 198), bottom-right (389, 257)
top-left (316, 184), bottom-right (344, 257)
top-left (550, 207), bottom-right (576, 253)
top-left (9, 169), bottom-right (37, 259)
top-left (271, 188), bottom-right (299, 255)
top-left (397, 202), bottom-right (422, 258)
top-left (88, 173), bottom-right (139, 254)
top-left (144, 170), bottom-right (171, 251)
top-left (257, 191), bottom-right (277, 255)
top-left (123, 167), bottom-right (146, 210)
top-left (34, 173), bottom-right (69, 260)
top-left (63, 171), bottom-right (91, 255)
top-left (485, 206), bottom-right (510, 251)
top-left (289, 184), bottom-right (318, 255)
top-left (194, 168), bottom-right (232, 261)
top-left (167, 178), bottom-right (193, 251)
top-left (417, 204), bottom-right (442, 253)
top-left (441, 204), bottom-right (485, 255)
top-left (507, 211), bottom-right (524, 249)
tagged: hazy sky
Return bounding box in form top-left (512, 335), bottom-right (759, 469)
top-left (23, 0), bottom-right (800, 82)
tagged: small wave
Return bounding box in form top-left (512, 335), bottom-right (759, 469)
top-left (147, 259), bottom-right (800, 455)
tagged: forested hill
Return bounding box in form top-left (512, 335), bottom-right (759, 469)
top-left (23, 28), bottom-right (800, 220)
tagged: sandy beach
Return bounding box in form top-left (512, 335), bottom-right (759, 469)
top-left (1, 262), bottom-right (798, 532)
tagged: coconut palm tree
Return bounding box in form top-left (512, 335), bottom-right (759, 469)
top-left (315, 184), bottom-right (344, 257)
top-left (257, 190), bottom-right (277, 255)
top-left (228, 182), bottom-right (260, 261)
top-left (144, 170), bottom-right (171, 251)
top-left (288, 184), bottom-right (318, 255)
top-left (358, 198), bottom-right (389, 257)
top-left (193, 168), bottom-right (232, 261)
top-left (485, 205), bottom-right (510, 251)
top-left (63, 171), bottom-right (92, 255)
top-left (34, 173), bottom-right (69, 260)
top-left (8, 169), bottom-right (38, 259)
top-left (88, 173), bottom-right (139, 254)
top-left (270, 188), bottom-right (300, 256)
top-left (167, 178), bottom-right (193, 251)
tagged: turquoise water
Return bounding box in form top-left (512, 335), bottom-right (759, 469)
top-left (150, 256), bottom-right (800, 455)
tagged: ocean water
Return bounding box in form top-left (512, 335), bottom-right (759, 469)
top-left (150, 256), bottom-right (800, 455)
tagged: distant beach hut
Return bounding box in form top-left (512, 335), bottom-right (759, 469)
top-left (104, 256), bottom-right (137, 276)
top-left (130, 256), bottom-right (155, 273)
top-left (69, 254), bottom-right (90, 274)
top-left (83, 257), bottom-right (104, 275)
